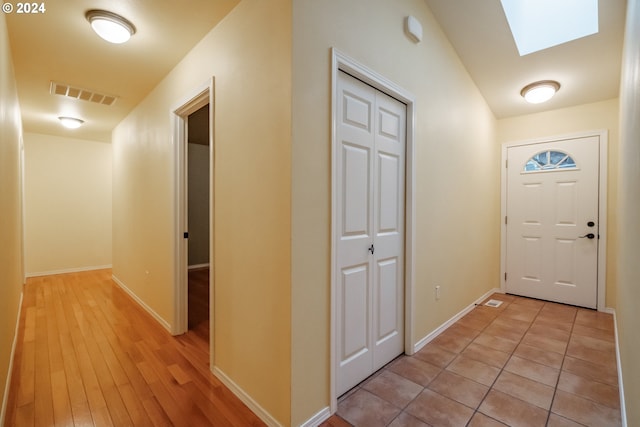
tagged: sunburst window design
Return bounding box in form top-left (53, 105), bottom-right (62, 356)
top-left (524, 150), bottom-right (576, 172)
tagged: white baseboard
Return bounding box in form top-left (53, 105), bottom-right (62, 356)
top-left (414, 288), bottom-right (501, 353)
top-left (299, 406), bottom-right (331, 427)
top-left (111, 275), bottom-right (172, 333)
top-left (610, 309), bottom-right (628, 427)
top-left (26, 264), bottom-right (112, 278)
top-left (1, 291), bottom-right (23, 426)
top-left (212, 366), bottom-right (282, 427)
top-left (188, 263), bottom-right (210, 271)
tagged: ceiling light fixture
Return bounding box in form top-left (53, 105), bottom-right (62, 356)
top-left (520, 80), bottom-right (561, 104)
top-left (85, 10), bottom-right (136, 44)
top-left (58, 116), bottom-right (84, 129)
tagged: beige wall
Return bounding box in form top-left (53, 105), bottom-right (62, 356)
top-left (0, 13), bottom-right (24, 423)
top-left (616, 0), bottom-right (640, 424)
top-left (497, 98), bottom-right (620, 308)
top-left (23, 133), bottom-right (112, 275)
top-left (112, 0), bottom-right (291, 424)
top-left (291, 1), bottom-right (499, 423)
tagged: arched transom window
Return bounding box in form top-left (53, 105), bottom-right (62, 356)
top-left (524, 150), bottom-right (576, 172)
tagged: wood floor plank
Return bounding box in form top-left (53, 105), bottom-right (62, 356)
top-left (101, 386), bottom-right (134, 427)
top-left (14, 402), bottom-right (35, 427)
top-left (23, 306), bottom-right (36, 343)
top-left (91, 406), bottom-right (115, 427)
top-left (47, 279), bottom-right (75, 427)
top-left (34, 284), bottom-right (55, 427)
top-left (55, 291), bottom-right (92, 425)
top-left (15, 339), bottom-right (35, 408)
top-left (117, 382), bottom-right (154, 427)
top-left (141, 396), bottom-right (173, 427)
top-left (144, 379), bottom-right (190, 427)
top-left (50, 370), bottom-right (73, 427)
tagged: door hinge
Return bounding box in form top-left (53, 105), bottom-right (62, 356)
top-left (505, 159), bottom-right (508, 168)
top-left (183, 232), bottom-right (189, 239)
top-left (504, 272), bottom-right (507, 281)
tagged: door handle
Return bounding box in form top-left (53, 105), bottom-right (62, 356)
top-left (579, 233), bottom-right (595, 239)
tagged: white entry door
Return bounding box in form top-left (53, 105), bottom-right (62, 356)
top-left (335, 71), bottom-right (406, 396)
top-left (505, 136), bottom-right (600, 308)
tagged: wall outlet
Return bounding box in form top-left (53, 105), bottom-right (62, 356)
top-left (435, 285), bottom-right (441, 300)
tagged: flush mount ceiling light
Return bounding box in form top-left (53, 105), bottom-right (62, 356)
top-left (58, 116), bottom-right (84, 129)
top-left (520, 80), bottom-right (561, 104)
top-left (85, 9), bottom-right (136, 44)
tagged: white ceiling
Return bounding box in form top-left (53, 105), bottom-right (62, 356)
top-left (6, 0), bottom-right (239, 142)
top-left (6, 1), bottom-right (627, 143)
top-left (424, 0), bottom-right (627, 118)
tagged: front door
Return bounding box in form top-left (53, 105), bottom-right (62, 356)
top-left (335, 71), bottom-right (406, 395)
top-left (505, 136), bottom-right (600, 308)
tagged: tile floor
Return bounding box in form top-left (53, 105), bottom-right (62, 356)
top-left (327, 293), bottom-right (622, 427)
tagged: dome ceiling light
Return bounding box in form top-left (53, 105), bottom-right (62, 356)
top-left (86, 10), bottom-right (136, 44)
top-left (58, 116), bottom-right (84, 129)
top-left (520, 80), bottom-right (561, 104)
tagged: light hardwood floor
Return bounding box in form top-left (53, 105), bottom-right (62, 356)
top-left (3, 269), bottom-right (265, 427)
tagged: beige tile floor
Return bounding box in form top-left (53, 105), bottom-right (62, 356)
top-left (326, 293), bottom-right (622, 427)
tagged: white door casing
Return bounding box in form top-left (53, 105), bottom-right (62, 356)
top-left (504, 134), bottom-right (606, 309)
top-left (335, 71), bottom-right (405, 396)
top-left (172, 79), bottom-right (214, 373)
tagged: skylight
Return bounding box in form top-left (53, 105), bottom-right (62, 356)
top-left (500, 0), bottom-right (599, 56)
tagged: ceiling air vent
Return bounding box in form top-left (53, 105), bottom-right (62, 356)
top-left (50, 81), bottom-right (118, 106)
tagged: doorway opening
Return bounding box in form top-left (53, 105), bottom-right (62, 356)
top-left (186, 104), bottom-right (211, 348)
top-left (172, 80), bottom-right (214, 367)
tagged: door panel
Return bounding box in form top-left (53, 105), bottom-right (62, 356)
top-left (342, 144), bottom-right (370, 236)
top-left (506, 136), bottom-right (599, 308)
top-left (376, 258), bottom-right (398, 341)
top-left (336, 71), bottom-right (405, 395)
top-left (378, 153), bottom-right (400, 233)
top-left (341, 265), bottom-right (369, 361)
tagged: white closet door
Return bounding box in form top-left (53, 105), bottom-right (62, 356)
top-left (336, 71), bottom-right (405, 396)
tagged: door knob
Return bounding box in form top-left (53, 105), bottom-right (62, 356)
top-left (579, 233), bottom-right (595, 239)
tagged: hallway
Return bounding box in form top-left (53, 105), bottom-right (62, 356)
top-left (3, 269), bottom-right (264, 427)
top-left (325, 293), bottom-right (621, 427)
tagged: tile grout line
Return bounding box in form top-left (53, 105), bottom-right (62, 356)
top-left (543, 304), bottom-right (578, 427)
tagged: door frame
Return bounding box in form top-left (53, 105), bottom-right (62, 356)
top-left (330, 48), bottom-right (416, 411)
top-left (500, 130), bottom-right (608, 311)
top-left (171, 78), bottom-right (215, 362)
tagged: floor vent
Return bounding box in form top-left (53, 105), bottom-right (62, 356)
top-left (484, 299), bottom-right (504, 308)
top-left (50, 81), bottom-right (118, 106)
